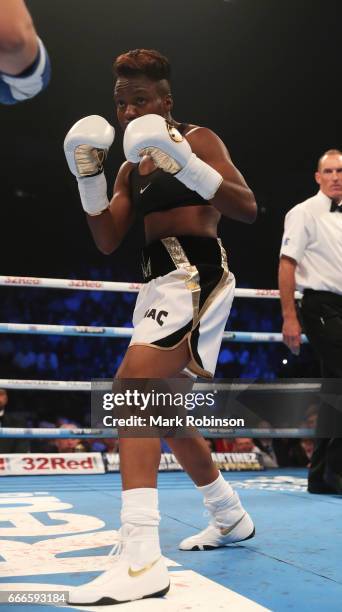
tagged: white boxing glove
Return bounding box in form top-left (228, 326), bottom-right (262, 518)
top-left (123, 114), bottom-right (223, 200)
top-left (64, 115), bottom-right (115, 216)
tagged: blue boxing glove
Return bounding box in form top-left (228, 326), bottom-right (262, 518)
top-left (0, 37), bottom-right (51, 105)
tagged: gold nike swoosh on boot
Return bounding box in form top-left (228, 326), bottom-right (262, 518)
top-left (128, 557), bottom-right (161, 578)
top-left (220, 513), bottom-right (246, 536)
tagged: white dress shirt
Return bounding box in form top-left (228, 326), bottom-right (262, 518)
top-left (280, 190), bottom-right (342, 294)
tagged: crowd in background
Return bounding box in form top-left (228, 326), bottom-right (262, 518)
top-left (0, 266), bottom-right (321, 468)
top-left (0, 266), bottom-right (319, 383)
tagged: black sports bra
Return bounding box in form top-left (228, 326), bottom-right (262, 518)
top-left (129, 123), bottom-right (208, 217)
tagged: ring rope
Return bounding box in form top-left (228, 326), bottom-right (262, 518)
top-left (0, 275), bottom-right (302, 300)
top-left (0, 322), bottom-right (308, 343)
top-left (0, 276), bottom-right (311, 442)
top-left (0, 427), bottom-right (314, 439)
top-left (0, 379), bottom-right (321, 392)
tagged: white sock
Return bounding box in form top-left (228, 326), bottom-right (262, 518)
top-left (197, 472), bottom-right (234, 500)
top-left (121, 488), bottom-right (160, 525)
top-left (197, 473), bottom-right (244, 528)
top-left (121, 488), bottom-right (161, 565)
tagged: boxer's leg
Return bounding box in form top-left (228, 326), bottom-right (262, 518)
top-left (166, 435), bottom-right (255, 550)
top-left (69, 340), bottom-right (190, 605)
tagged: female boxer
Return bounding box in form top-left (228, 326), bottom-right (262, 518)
top-left (64, 49), bottom-right (257, 605)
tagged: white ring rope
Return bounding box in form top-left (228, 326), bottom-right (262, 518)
top-left (0, 379), bottom-right (318, 440)
top-left (0, 322), bottom-right (130, 338)
top-left (0, 379), bottom-right (91, 391)
top-left (0, 274), bottom-right (303, 300)
top-left (0, 379), bottom-right (321, 392)
top-left (0, 275), bottom-right (306, 342)
top-left (0, 276), bottom-right (313, 442)
top-left (0, 427), bottom-right (314, 439)
top-left (0, 322), bottom-right (308, 343)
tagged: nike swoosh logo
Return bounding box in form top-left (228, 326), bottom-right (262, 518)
top-left (220, 513), bottom-right (246, 536)
top-left (140, 183), bottom-right (151, 194)
top-left (128, 556), bottom-right (160, 578)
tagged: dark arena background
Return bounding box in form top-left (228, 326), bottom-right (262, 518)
top-left (0, 1), bottom-right (341, 610)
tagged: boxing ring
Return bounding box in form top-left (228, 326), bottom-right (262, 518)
top-left (0, 275), bottom-right (341, 611)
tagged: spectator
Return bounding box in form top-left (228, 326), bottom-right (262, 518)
top-left (0, 388), bottom-right (30, 453)
top-left (231, 437), bottom-right (276, 468)
top-left (12, 342), bottom-right (37, 372)
top-left (214, 438), bottom-right (234, 453)
top-left (253, 421), bottom-right (279, 468)
top-left (304, 403), bottom-right (319, 430)
top-left (289, 439), bottom-right (315, 468)
top-left (232, 438), bottom-right (259, 454)
top-left (103, 437), bottom-right (119, 454)
top-left (52, 423), bottom-right (89, 453)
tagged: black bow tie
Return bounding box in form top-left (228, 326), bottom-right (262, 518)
top-left (330, 200), bottom-right (342, 213)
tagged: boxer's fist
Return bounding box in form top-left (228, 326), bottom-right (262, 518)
top-left (123, 114), bottom-right (222, 200)
top-left (124, 114), bottom-right (191, 172)
top-left (64, 115), bottom-right (115, 178)
top-left (64, 115), bottom-right (114, 216)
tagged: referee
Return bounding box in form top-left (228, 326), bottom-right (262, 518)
top-left (279, 149), bottom-right (342, 493)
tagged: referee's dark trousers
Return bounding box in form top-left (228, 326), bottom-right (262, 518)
top-left (300, 289), bottom-right (342, 493)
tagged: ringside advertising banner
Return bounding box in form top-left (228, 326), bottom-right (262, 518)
top-left (0, 453), bottom-right (105, 476)
top-left (104, 451), bottom-right (264, 472)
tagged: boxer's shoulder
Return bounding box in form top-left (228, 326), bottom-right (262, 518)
top-left (185, 126), bottom-right (230, 161)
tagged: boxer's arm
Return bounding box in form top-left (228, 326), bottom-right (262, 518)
top-left (186, 127), bottom-right (257, 223)
top-left (278, 255), bottom-right (302, 355)
top-left (86, 162), bottom-right (135, 254)
top-left (123, 115), bottom-right (256, 223)
top-left (0, 0), bottom-right (38, 73)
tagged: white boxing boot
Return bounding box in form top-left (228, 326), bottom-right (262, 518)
top-left (179, 499), bottom-right (255, 550)
top-left (179, 474), bottom-right (255, 551)
top-left (68, 523), bottom-right (170, 605)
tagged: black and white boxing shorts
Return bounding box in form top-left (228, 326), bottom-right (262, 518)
top-left (129, 236), bottom-right (235, 378)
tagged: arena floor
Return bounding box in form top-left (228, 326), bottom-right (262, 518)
top-left (1, 469), bottom-right (341, 611)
